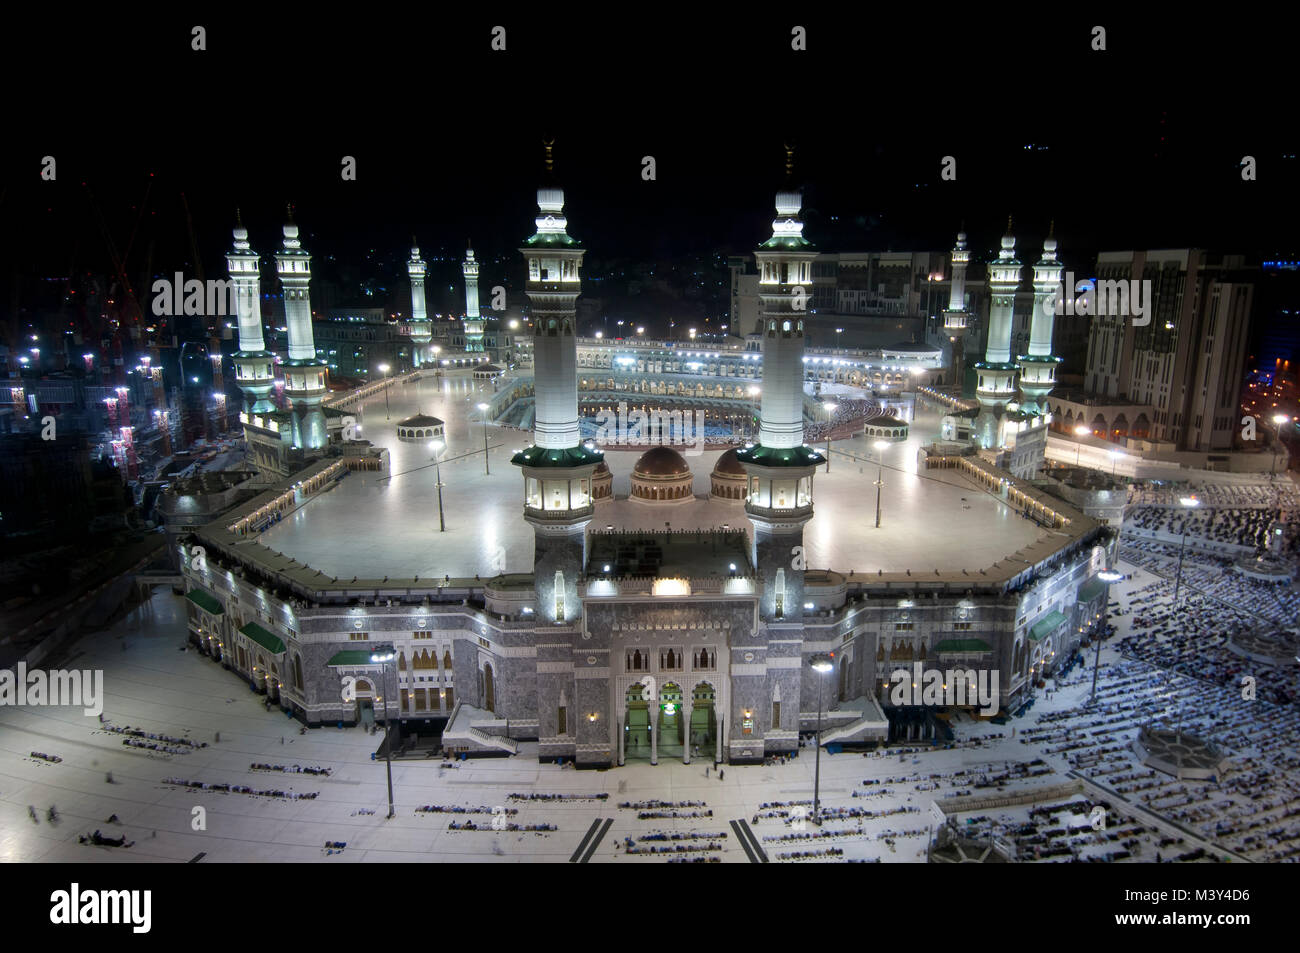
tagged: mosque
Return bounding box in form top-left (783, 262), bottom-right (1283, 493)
top-left (179, 148), bottom-right (1113, 768)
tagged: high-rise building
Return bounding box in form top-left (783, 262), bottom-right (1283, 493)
top-left (1082, 250), bottom-right (1253, 451)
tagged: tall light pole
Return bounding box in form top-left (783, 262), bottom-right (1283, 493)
top-left (1272, 414), bottom-right (1291, 477)
top-left (1089, 570), bottom-right (1124, 704)
top-left (477, 402), bottom-right (491, 475)
top-left (810, 654), bottom-right (834, 825)
top-left (822, 401), bottom-right (837, 472)
top-left (377, 363), bottom-right (391, 420)
top-left (370, 648), bottom-right (397, 819)
top-left (430, 439), bottom-right (447, 532)
top-left (1172, 495), bottom-right (1200, 602)
top-left (873, 440), bottom-right (889, 528)
top-left (1074, 423), bottom-right (1090, 467)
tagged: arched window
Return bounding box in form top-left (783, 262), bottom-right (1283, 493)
top-left (293, 654), bottom-right (303, 691)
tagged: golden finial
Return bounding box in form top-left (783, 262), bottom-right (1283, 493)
top-left (784, 142), bottom-right (795, 177)
top-left (1048, 219), bottom-right (1055, 239)
top-left (543, 137), bottom-right (555, 174)
top-left (287, 203), bottom-right (295, 223)
top-left (1006, 215), bottom-right (1013, 235)
top-left (235, 208), bottom-right (243, 227)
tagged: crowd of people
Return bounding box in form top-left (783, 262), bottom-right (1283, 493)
top-left (415, 804), bottom-right (516, 816)
top-left (100, 723), bottom-right (206, 750)
top-left (803, 399), bottom-right (882, 443)
top-left (28, 751), bottom-right (61, 764)
top-left (447, 820), bottom-right (556, 832)
top-left (1127, 481), bottom-right (1300, 510)
top-left (1118, 538), bottom-right (1300, 629)
top-left (161, 777), bottom-right (319, 800)
top-left (1125, 505), bottom-right (1295, 554)
top-left (508, 792), bottom-right (607, 802)
top-left (1019, 651), bottom-right (1300, 862)
top-left (250, 762), bottom-right (332, 776)
top-left (617, 798), bottom-right (705, 810)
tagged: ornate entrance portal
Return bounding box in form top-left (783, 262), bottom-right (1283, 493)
top-left (657, 682), bottom-right (684, 761)
top-left (624, 683), bottom-right (651, 762)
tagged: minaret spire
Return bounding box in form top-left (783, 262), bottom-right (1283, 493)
top-left (275, 209), bottom-right (328, 449)
top-left (408, 242), bottom-right (430, 365)
top-left (973, 221), bottom-right (1022, 450)
top-left (512, 155), bottom-right (598, 636)
top-left (1019, 223), bottom-right (1065, 414)
top-left (227, 215), bottom-right (275, 414)
top-left (462, 241), bottom-right (484, 349)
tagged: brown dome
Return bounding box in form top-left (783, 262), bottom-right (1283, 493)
top-left (712, 448), bottom-right (746, 475)
top-left (593, 461), bottom-right (609, 474)
top-left (633, 446), bottom-right (690, 477)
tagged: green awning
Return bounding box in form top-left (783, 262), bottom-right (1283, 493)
top-left (239, 622), bottom-right (285, 655)
top-left (1076, 577), bottom-right (1107, 604)
top-left (510, 444), bottom-right (605, 468)
top-left (185, 588), bottom-right (223, 615)
top-left (935, 638), bottom-right (993, 654)
top-left (1029, 610), bottom-right (1069, 642)
top-left (327, 650), bottom-right (380, 667)
top-left (733, 443), bottom-right (825, 468)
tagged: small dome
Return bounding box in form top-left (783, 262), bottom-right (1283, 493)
top-left (634, 446), bottom-right (690, 477)
top-left (593, 461), bottom-right (609, 474)
top-left (398, 413), bottom-right (444, 428)
top-left (712, 448), bottom-right (745, 476)
top-left (864, 413), bottom-right (906, 428)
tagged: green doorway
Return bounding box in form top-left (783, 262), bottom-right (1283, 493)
top-left (624, 684), bottom-right (651, 762)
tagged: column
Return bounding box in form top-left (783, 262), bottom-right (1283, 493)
top-left (716, 715), bottom-right (725, 766)
top-left (650, 712), bottom-right (658, 765)
top-left (617, 706), bottom-right (626, 766)
top-left (682, 699), bottom-right (693, 764)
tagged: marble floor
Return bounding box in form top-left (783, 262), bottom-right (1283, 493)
top-left (256, 373), bottom-right (1043, 579)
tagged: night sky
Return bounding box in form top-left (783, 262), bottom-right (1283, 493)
top-left (2, 9), bottom-right (1295, 310)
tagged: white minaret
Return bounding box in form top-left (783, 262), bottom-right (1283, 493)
top-left (511, 141), bottom-right (601, 629)
top-left (1019, 224), bottom-right (1064, 413)
top-left (408, 242), bottom-right (430, 366)
top-left (274, 208), bottom-right (328, 449)
top-left (943, 228), bottom-right (971, 390)
top-left (974, 219), bottom-right (1021, 448)
top-left (463, 243), bottom-right (484, 352)
top-left (227, 214), bottom-right (275, 414)
top-left (737, 148), bottom-right (823, 625)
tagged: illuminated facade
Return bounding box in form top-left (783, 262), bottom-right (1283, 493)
top-left (181, 164), bottom-right (1111, 768)
top-left (227, 218), bottom-right (276, 414)
top-left (462, 244), bottom-right (484, 352)
top-left (407, 244), bottom-right (431, 365)
top-left (275, 216), bottom-right (329, 450)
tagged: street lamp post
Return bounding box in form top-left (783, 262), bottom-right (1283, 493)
top-left (430, 439), bottom-right (447, 532)
top-left (873, 440), bottom-right (888, 528)
top-left (370, 648), bottom-right (397, 819)
top-left (378, 363), bottom-right (391, 420)
top-left (810, 655), bottom-right (834, 825)
top-left (1089, 570), bottom-right (1124, 704)
top-left (1172, 495), bottom-right (1200, 602)
top-left (1272, 414), bottom-right (1291, 476)
top-left (477, 402), bottom-right (491, 475)
top-left (1074, 424), bottom-right (1090, 466)
top-left (822, 402), bottom-right (837, 472)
